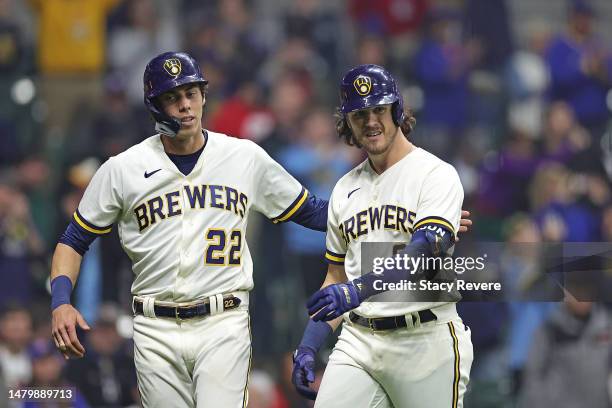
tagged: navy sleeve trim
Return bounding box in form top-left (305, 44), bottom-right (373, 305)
top-left (413, 216), bottom-right (455, 235)
top-left (58, 219), bottom-right (98, 255)
top-left (325, 250), bottom-right (345, 265)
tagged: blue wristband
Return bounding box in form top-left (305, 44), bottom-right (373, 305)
top-left (299, 319), bottom-right (333, 353)
top-left (51, 276), bottom-right (73, 310)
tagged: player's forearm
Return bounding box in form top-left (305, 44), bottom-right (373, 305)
top-left (317, 265), bottom-right (347, 331)
top-left (321, 265), bottom-right (348, 288)
top-left (354, 229), bottom-right (453, 300)
top-left (50, 243), bottom-right (83, 284)
top-left (325, 316), bottom-right (343, 331)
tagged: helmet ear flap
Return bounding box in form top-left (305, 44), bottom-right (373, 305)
top-left (145, 96), bottom-right (181, 136)
top-left (392, 101), bottom-right (404, 127)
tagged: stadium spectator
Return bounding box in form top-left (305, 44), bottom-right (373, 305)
top-left (476, 124), bottom-right (539, 226)
top-left (0, 182), bottom-right (45, 307)
top-left (347, 0), bottom-right (427, 37)
top-left (27, 0), bottom-right (120, 142)
top-left (258, 36), bottom-right (328, 100)
top-left (347, 0), bottom-right (428, 61)
top-left (545, 0), bottom-right (612, 136)
top-left (463, 0), bottom-right (513, 71)
top-left (66, 74), bottom-right (149, 162)
top-left (412, 7), bottom-right (478, 160)
top-left (15, 156), bottom-right (54, 242)
top-left (500, 215), bottom-right (557, 399)
top-left (0, 0), bottom-right (31, 131)
top-left (0, 0), bottom-right (29, 73)
top-left (23, 339), bottom-right (89, 408)
top-left (263, 73), bottom-right (313, 150)
top-left (0, 305), bottom-right (33, 389)
top-left (278, 108), bottom-right (354, 297)
top-left (64, 304), bottom-right (137, 407)
top-left (505, 20), bottom-right (552, 141)
top-left (213, 0), bottom-right (269, 92)
top-left (355, 34), bottom-right (389, 67)
top-left (208, 80), bottom-right (273, 141)
top-left (540, 101), bottom-right (591, 166)
top-left (519, 294), bottom-right (611, 408)
top-left (107, 0), bottom-right (181, 105)
top-left (530, 163), bottom-right (600, 242)
top-left (283, 0), bottom-right (344, 77)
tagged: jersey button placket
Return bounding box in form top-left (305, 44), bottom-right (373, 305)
top-left (176, 184), bottom-right (190, 295)
top-left (181, 184), bottom-right (191, 263)
top-left (371, 180), bottom-right (379, 205)
top-left (372, 177), bottom-right (380, 202)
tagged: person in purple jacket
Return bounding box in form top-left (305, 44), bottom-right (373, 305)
top-left (545, 0), bottom-right (612, 136)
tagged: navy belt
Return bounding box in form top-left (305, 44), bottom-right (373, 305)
top-left (134, 296), bottom-right (241, 319)
top-left (349, 309), bottom-right (437, 331)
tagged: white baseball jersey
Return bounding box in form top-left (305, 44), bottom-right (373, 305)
top-left (73, 131), bottom-right (307, 302)
top-left (324, 147), bottom-right (464, 317)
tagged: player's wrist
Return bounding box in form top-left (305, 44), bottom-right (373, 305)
top-left (50, 275), bottom-right (73, 310)
top-left (298, 319), bottom-right (333, 353)
top-left (294, 345), bottom-right (316, 360)
top-left (350, 278), bottom-right (368, 303)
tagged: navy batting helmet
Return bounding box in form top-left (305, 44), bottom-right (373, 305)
top-left (143, 51), bottom-right (208, 136)
top-left (339, 64), bottom-right (404, 126)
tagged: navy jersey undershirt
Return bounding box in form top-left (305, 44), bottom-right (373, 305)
top-left (166, 145), bottom-right (204, 176)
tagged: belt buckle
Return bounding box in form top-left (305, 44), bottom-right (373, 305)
top-left (175, 306), bottom-right (182, 322)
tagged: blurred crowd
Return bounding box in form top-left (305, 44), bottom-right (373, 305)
top-left (0, 0), bottom-right (612, 406)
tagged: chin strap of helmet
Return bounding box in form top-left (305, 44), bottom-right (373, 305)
top-left (144, 96), bottom-right (181, 137)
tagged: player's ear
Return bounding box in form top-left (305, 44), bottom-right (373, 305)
top-left (342, 117), bottom-right (357, 145)
top-left (344, 115), bottom-right (353, 131)
top-left (199, 85), bottom-right (207, 106)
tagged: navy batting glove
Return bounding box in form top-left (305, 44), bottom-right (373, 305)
top-left (307, 282), bottom-right (362, 321)
top-left (292, 346), bottom-right (318, 400)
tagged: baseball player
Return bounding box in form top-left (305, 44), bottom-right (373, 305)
top-left (48, 51), bottom-right (330, 407)
top-left (292, 65), bottom-right (474, 408)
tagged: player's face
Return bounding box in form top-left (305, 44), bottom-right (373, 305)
top-left (347, 104), bottom-right (398, 155)
top-left (157, 84), bottom-right (204, 140)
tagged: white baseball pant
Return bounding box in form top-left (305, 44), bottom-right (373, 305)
top-left (315, 305), bottom-right (473, 408)
top-left (132, 301), bottom-right (251, 407)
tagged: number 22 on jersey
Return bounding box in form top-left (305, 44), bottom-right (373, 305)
top-left (205, 228), bottom-right (242, 266)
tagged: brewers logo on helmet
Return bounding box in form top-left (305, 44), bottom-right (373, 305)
top-left (163, 58), bottom-right (182, 77)
top-left (353, 76), bottom-right (372, 96)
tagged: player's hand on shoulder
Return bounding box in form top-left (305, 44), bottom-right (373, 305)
top-left (457, 209), bottom-right (472, 241)
top-left (51, 304), bottom-right (90, 359)
top-left (459, 210), bottom-right (472, 233)
top-left (292, 346), bottom-right (318, 400)
top-left (307, 282), bottom-right (361, 321)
